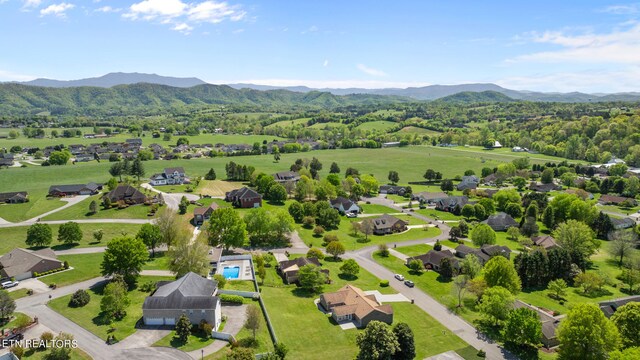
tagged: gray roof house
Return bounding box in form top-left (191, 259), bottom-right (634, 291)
top-left (611, 217), bottom-right (635, 230)
top-left (531, 235), bottom-right (558, 250)
top-left (406, 250), bottom-right (459, 272)
top-left (455, 244), bottom-right (511, 265)
top-left (457, 175), bottom-right (480, 191)
top-left (0, 248), bottom-right (64, 281)
top-left (48, 183), bottom-right (102, 197)
top-left (599, 296), bottom-right (640, 318)
top-left (143, 272), bottom-right (221, 329)
top-left (329, 197), bottom-right (361, 214)
top-left (379, 185), bottom-right (407, 195)
top-left (272, 171), bottom-right (300, 183)
top-left (150, 167), bottom-right (188, 186)
top-left (514, 300), bottom-right (561, 349)
top-left (482, 212), bottom-right (518, 231)
top-left (0, 191), bottom-right (28, 204)
top-left (412, 191), bottom-right (448, 204)
top-left (435, 196), bottom-right (469, 212)
top-left (372, 214), bottom-right (408, 235)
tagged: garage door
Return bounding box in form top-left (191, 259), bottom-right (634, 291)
top-left (145, 318), bottom-right (164, 326)
top-left (164, 317), bottom-right (176, 326)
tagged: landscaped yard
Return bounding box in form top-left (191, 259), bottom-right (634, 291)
top-left (257, 255), bottom-right (476, 360)
top-left (359, 203), bottom-right (401, 214)
top-left (0, 191), bottom-right (65, 223)
top-left (48, 275), bottom-right (174, 342)
top-left (196, 180), bottom-right (244, 197)
top-left (142, 252), bottom-right (172, 271)
top-left (0, 222), bottom-right (143, 254)
top-left (416, 208), bottom-right (464, 221)
top-left (39, 253), bottom-right (105, 287)
top-left (9, 288), bottom-right (32, 300)
top-left (394, 243), bottom-right (434, 257)
top-left (43, 195), bottom-right (161, 221)
top-left (20, 347), bottom-right (92, 360)
top-left (153, 328), bottom-right (214, 352)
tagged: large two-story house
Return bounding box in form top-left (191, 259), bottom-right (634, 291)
top-left (150, 167), bottom-right (188, 186)
top-left (225, 187), bottom-right (262, 208)
top-left (329, 197), bottom-right (361, 214)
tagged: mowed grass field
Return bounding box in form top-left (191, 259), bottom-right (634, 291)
top-left (355, 120), bottom-right (397, 131)
top-left (196, 180), bottom-right (244, 196)
top-left (0, 190), bottom-right (65, 222)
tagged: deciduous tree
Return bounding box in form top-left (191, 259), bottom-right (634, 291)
top-left (26, 223), bottom-right (52, 247)
top-left (208, 208), bottom-right (248, 251)
top-left (557, 303), bottom-right (620, 360)
top-left (355, 321), bottom-right (399, 360)
top-left (57, 222), bottom-right (82, 245)
top-left (101, 236), bottom-right (148, 285)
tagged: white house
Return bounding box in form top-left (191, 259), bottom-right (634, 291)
top-left (149, 167), bottom-right (188, 186)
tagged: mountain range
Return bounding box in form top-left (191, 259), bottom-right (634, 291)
top-left (10, 72), bottom-right (640, 102)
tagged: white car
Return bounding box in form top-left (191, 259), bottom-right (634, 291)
top-left (394, 274), bottom-right (405, 281)
top-left (1, 281), bottom-right (19, 289)
top-left (346, 212), bottom-right (357, 218)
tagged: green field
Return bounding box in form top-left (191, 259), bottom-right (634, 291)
top-left (153, 329), bottom-right (214, 352)
top-left (39, 253), bottom-right (105, 287)
top-left (265, 117), bottom-right (311, 129)
top-left (259, 255), bottom-right (474, 360)
top-left (395, 243), bottom-right (434, 257)
top-left (0, 222), bottom-right (142, 254)
top-left (43, 195), bottom-right (160, 221)
top-left (48, 275), bottom-right (174, 341)
top-left (355, 121), bottom-right (397, 131)
top-left (0, 190), bottom-right (65, 223)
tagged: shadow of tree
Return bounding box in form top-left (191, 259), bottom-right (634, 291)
top-left (338, 274), bottom-right (358, 281)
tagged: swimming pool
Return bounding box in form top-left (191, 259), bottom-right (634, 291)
top-left (222, 266), bottom-right (240, 279)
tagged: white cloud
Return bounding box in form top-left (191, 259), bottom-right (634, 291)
top-left (497, 67), bottom-right (640, 93)
top-left (600, 4), bottom-right (639, 14)
top-left (356, 64), bottom-right (387, 77)
top-left (209, 78), bottom-right (430, 89)
top-left (23, 0), bottom-right (42, 7)
top-left (507, 23), bottom-right (640, 64)
top-left (95, 6), bottom-right (121, 13)
top-left (0, 69), bottom-right (36, 82)
top-left (40, 2), bottom-right (75, 17)
top-left (172, 22), bottom-right (193, 34)
top-left (124, 0), bottom-right (245, 33)
top-left (323, 59), bottom-right (329, 67)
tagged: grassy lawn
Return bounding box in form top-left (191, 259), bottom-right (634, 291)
top-left (142, 252), bottom-right (172, 271)
top-left (9, 288), bottom-right (32, 300)
top-left (196, 180), bottom-right (244, 197)
top-left (299, 216), bottom-right (441, 251)
top-left (153, 328), bottom-right (214, 352)
top-left (43, 195), bottom-right (160, 221)
top-left (356, 121), bottom-right (397, 131)
top-left (2, 312), bottom-right (32, 330)
top-left (0, 222), bottom-right (143, 254)
top-left (39, 253), bottom-right (104, 287)
top-left (225, 280), bottom-right (256, 292)
top-left (359, 203), bottom-right (401, 214)
top-left (20, 348), bottom-right (92, 360)
top-left (259, 255), bottom-right (473, 360)
top-left (416, 208), bottom-right (464, 221)
top-left (48, 275), bottom-right (174, 341)
top-left (395, 244), bottom-right (433, 257)
top-left (0, 191), bottom-right (65, 222)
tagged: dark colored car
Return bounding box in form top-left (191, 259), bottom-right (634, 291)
top-left (404, 280), bottom-right (415, 288)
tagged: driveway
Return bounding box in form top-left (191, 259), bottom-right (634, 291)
top-left (26, 195), bottom-right (89, 223)
top-left (8, 278), bottom-right (49, 294)
top-left (141, 183), bottom-right (199, 211)
top-left (187, 304), bottom-right (248, 359)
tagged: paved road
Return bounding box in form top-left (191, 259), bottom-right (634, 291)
top-left (0, 218), bottom-right (153, 229)
top-left (141, 183), bottom-right (199, 211)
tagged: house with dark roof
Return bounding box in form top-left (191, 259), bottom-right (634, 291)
top-left (599, 195), bottom-right (638, 206)
top-left (126, 138), bottom-right (143, 147)
top-left (482, 212), bottom-right (518, 231)
top-left (0, 192), bottom-right (28, 204)
top-left (372, 214), bottom-right (408, 235)
top-left (319, 284), bottom-right (393, 328)
top-left (531, 235), bottom-right (558, 250)
top-left (406, 250), bottom-right (459, 272)
top-left (379, 185), bottom-right (407, 196)
top-left (529, 182), bottom-right (562, 193)
top-left (0, 248), bottom-right (64, 281)
top-left (277, 257), bottom-right (329, 284)
top-left (514, 300), bottom-right (561, 348)
top-left (225, 187), bottom-right (262, 208)
top-left (102, 185), bottom-right (147, 205)
top-left (412, 191), bottom-right (448, 204)
top-left (435, 196), bottom-right (470, 212)
top-left (48, 183), bottom-right (102, 197)
top-left (143, 272), bottom-right (221, 328)
top-left (599, 296), bottom-right (640, 318)
top-left (194, 203), bottom-right (220, 225)
top-left (482, 173), bottom-right (499, 186)
top-left (329, 197), bottom-right (361, 214)
top-left (457, 175), bottom-right (479, 191)
top-left (455, 244), bottom-right (511, 265)
top-left (272, 171), bottom-right (300, 183)
top-left (149, 167), bottom-right (188, 186)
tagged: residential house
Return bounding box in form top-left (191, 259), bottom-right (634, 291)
top-left (0, 248), bottom-right (64, 281)
top-left (319, 284), bottom-right (393, 328)
top-left (75, 153), bottom-right (95, 162)
top-left (599, 296), bottom-right (640, 318)
top-left (329, 197), bottom-right (361, 214)
top-left (457, 175), bottom-right (479, 191)
top-left (102, 185), bottom-right (147, 205)
top-left (599, 195), bottom-right (638, 206)
top-left (126, 138), bottom-right (143, 147)
top-left (379, 185), bottom-right (407, 196)
top-left (48, 183), bottom-right (102, 197)
top-left (150, 167), bottom-right (188, 186)
top-left (531, 235), bottom-right (558, 250)
top-left (372, 214), bottom-right (408, 235)
top-left (610, 217), bottom-right (636, 231)
top-left (272, 171), bottom-right (301, 183)
top-left (143, 272), bottom-right (221, 329)
top-left (225, 187), bottom-right (262, 208)
top-left (407, 250), bottom-right (459, 272)
top-left (529, 182), bottom-right (562, 193)
top-left (435, 196), bottom-right (469, 212)
top-left (565, 188), bottom-right (594, 200)
top-left (455, 244), bottom-right (512, 265)
top-left (482, 212), bottom-right (518, 231)
top-left (514, 300), bottom-right (561, 348)
top-left (0, 153), bottom-right (14, 167)
top-left (412, 191), bottom-right (448, 204)
top-left (482, 173), bottom-right (499, 186)
top-left (194, 203), bottom-right (220, 225)
top-left (0, 192), bottom-right (28, 204)
top-left (277, 257), bottom-right (329, 284)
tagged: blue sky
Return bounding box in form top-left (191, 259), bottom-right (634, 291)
top-left (1, 0), bottom-right (640, 92)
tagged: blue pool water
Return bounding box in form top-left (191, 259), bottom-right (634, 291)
top-left (222, 266), bottom-right (240, 279)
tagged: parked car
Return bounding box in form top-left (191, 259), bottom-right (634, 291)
top-left (346, 212), bottom-right (357, 218)
top-left (404, 280), bottom-right (415, 288)
top-left (394, 274), bottom-right (405, 281)
top-left (1, 281), bottom-right (18, 289)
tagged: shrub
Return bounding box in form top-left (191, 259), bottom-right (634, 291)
top-left (10, 345), bottom-right (23, 358)
top-left (213, 274), bottom-right (227, 289)
top-left (380, 280), bottom-right (390, 287)
top-left (69, 289), bottom-right (90, 307)
top-left (302, 216), bottom-right (316, 228)
top-left (434, 240), bottom-right (442, 251)
top-left (139, 281), bottom-right (156, 293)
top-left (49, 283), bottom-right (57, 289)
top-left (219, 294), bottom-right (244, 304)
top-left (378, 244), bottom-right (390, 257)
top-left (63, 261), bottom-right (69, 269)
top-left (202, 323), bottom-right (213, 335)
